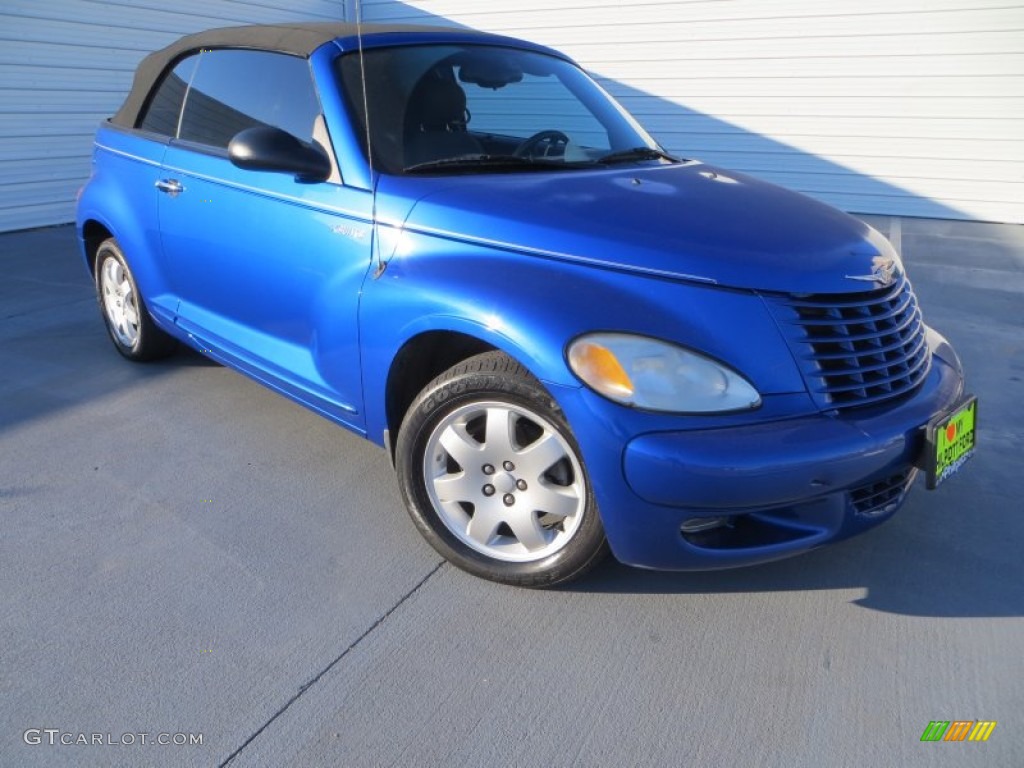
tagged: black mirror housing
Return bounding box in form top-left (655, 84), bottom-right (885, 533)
top-left (228, 126), bottom-right (331, 181)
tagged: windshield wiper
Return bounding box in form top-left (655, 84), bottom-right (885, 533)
top-left (594, 147), bottom-right (681, 165)
top-left (403, 154), bottom-right (574, 174)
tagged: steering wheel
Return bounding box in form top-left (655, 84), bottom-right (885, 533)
top-left (514, 130), bottom-right (570, 159)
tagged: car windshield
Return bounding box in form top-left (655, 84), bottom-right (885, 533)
top-left (336, 44), bottom-right (671, 175)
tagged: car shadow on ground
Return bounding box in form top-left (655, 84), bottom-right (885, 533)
top-left (0, 225), bottom-right (222, 434)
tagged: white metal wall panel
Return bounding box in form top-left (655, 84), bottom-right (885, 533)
top-left (0, 0), bottom-right (345, 232)
top-left (358, 0), bottom-right (1024, 223)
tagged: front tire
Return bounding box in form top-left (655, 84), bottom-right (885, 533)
top-left (94, 238), bottom-right (175, 361)
top-left (396, 351), bottom-right (608, 587)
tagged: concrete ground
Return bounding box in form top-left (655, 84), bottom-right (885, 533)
top-left (1, 218), bottom-right (1022, 768)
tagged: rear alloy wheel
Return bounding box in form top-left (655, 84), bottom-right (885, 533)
top-left (94, 238), bottom-right (175, 361)
top-left (396, 351), bottom-right (608, 587)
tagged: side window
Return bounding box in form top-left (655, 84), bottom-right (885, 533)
top-left (178, 50), bottom-right (320, 149)
top-left (138, 55), bottom-right (199, 137)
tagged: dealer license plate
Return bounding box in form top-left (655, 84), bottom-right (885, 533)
top-left (924, 395), bottom-right (978, 490)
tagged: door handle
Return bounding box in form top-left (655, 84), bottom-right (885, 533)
top-left (155, 179), bottom-right (183, 197)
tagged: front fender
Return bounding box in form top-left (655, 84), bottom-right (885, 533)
top-left (358, 225), bottom-right (809, 445)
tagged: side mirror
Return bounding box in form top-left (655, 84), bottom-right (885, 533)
top-left (228, 126), bottom-right (331, 181)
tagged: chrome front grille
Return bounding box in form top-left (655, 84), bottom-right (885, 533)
top-left (766, 274), bottom-right (931, 411)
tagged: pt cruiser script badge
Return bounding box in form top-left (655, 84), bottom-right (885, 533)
top-left (846, 254), bottom-right (901, 287)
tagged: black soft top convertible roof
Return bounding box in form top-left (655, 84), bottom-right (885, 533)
top-left (110, 21), bottom-right (469, 128)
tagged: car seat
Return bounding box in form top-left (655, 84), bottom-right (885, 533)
top-left (403, 71), bottom-right (483, 167)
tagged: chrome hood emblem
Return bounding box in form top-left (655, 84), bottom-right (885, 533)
top-left (846, 254), bottom-right (901, 287)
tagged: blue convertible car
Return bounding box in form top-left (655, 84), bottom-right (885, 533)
top-left (77, 22), bottom-right (975, 586)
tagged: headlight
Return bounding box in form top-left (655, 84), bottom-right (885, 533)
top-left (567, 333), bottom-right (761, 413)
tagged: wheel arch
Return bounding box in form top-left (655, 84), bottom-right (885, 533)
top-left (382, 330), bottom-right (498, 461)
top-left (81, 219), bottom-right (113, 275)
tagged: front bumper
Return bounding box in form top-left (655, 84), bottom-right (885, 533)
top-left (559, 331), bottom-right (964, 571)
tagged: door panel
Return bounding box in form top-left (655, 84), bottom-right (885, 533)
top-left (158, 146), bottom-right (373, 426)
top-left (151, 47), bottom-right (374, 428)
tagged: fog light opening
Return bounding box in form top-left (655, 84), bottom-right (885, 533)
top-left (680, 516), bottom-right (730, 534)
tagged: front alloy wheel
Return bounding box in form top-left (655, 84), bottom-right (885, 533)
top-left (396, 352), bottom-right (607, 587)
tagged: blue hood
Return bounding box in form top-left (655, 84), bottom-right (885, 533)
top-left (383, 162), bottom-right (898, 294)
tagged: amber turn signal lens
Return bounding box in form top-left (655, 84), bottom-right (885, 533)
top-left (568, 341), bottom-right (635, 400)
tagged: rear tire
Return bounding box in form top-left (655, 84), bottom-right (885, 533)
top-left (94, 238), bottom-right (176, 361)
top-left (396, 351), bottom-right (608, 587)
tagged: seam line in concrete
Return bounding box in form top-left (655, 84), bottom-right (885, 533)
top-left (219, 559), bottom-right (446, 766)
